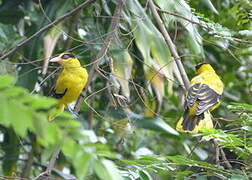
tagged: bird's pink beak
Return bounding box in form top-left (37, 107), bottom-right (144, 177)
top-left (49, 57), bottom-right (63, 62)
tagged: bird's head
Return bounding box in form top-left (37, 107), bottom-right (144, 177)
top-left (195, 63), bottom-right (215, 74)
top-left (49, 53), bottom-right (80, 67)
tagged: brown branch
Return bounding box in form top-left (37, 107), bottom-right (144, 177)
top-left (33, 145), bottom-right (61, 180)
top-left (215, 142), bottom-right (220, 166)
top-left (46, 146), bottom-right (61, 175)
top-left (148, 0), bottom-right (190, 90)
top-left (0, 0), bottom-right (96, 60)
top-left (219, 147), bottom-right (232, 169)
top-left (213, 140), bottom-right (232, 169)
top-left (73, 0), bottom-right (126, 113)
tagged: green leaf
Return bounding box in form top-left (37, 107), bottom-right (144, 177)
top-left (62, 138), bottom-right (79, 158)
top-left (102, 159), bottom-right (123, 180)
top-left (30, 96), bottom-right (56, 110)
top-left (73, 152), bottom-right (91, 179)
top-left (155, 0), bottom-right (204, 57)
top-left (9, 102), bottom-right (32, 137)
top-left (133, 116), bottom-right (179, 135)
top-left (139, 170), bottom-right (152, 180)
top-left (111, 50), bottom-right (133, 100)
top-left (40, 123), bottom-right (61, 146)
top-left (94, 159), bottom-right (113, 180)
top-left (31, 112), bottom-right (46, 137)
top-left (175, 171), bottom-right (193, 180)
top-left (165, 155), bottom-right (231, 175)
top-left (0, 75), bottom-right (15, 88)
top-left (3, 86), bottom-right (26, 98)
top-left (0, 96), bottom-right (11, 126)
top-left (228, 102), bottom-right (252, 112)
top-left (199, 129), bottom-right (244, 147)
top-left (127, 0), bottom-right (174, 101)
top-left (106, 107), bottom-right (178, 135)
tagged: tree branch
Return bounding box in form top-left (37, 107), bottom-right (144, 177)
top-left (148, 0), bottom-right (190, 90)
top-left (0, 0), bottom-right (96, 60)
top-left (73, 0), bottom-right (126, 113)
top-left (33, 144), bottom-right (61, 180)
top-left (213, 140), bottom-right (232, 169)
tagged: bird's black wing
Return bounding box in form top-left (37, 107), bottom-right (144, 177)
top-left (51, 88), bottom-right (67, 99)
top-left (186, 83), bottom-right (221, 115)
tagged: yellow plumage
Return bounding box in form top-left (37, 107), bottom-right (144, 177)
top-left (176, 63), bottom-right (224, 133)
top-left (176, 111), bottom-right (213, 133)
top-left (48, 53), bottom-right (88, 121)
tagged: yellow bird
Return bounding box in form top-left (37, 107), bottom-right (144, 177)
top-left (48, 53), bottom-right (88, 121)
top-left (176, 63), bottom-right (224, 133)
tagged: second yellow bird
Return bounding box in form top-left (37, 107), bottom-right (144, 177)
top-left (176, 63), bottom-right (224, 133)
top-left (48, 53), bottom-right (88, 120)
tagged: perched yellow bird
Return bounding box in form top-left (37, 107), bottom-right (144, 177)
top-left (48, 53), bottom-right (88, 121)
top-left (176, 63), bottom-right (224, 133)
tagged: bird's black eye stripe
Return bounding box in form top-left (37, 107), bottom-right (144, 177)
top-left (195, 63), bottom-right (208, 70)
top-left (61, 53), bottom-right (75, 59)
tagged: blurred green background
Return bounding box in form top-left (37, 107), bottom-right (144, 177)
top-left (0, 0), bottom-right (251, 179)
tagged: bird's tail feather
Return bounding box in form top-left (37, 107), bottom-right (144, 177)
top-left (176, 110), bottom-right (213, 133)
top-left (48, 103), bottom-right (65, 121)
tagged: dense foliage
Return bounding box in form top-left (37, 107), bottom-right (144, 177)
top-left (0, 0), bottom-right (251, 179)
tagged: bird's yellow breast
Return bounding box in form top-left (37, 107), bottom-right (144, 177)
top-left (55, 67), bottom-right (88, 105)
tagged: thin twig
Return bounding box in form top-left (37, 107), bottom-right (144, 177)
top-left (87, 81), bottom-right (94, 129)
top-left (148, 0), bottom-right (190, 90)
top-left (0, 0), bottom-right (96, 60)
top-left (214, 117), bottom-right (235, 122)
top-left (32, 145), bottom-right (61, 180)
top-left (219, 147), bottom-right (232, 169)
top-left (46, 146), bottom-right (61, 175)
top-left (157, 8), bottom-right (211, 31)
top-left (74, 0), bottom-right (126, 113)
top-left (215, 142), bottom-right (220, 166)
top-left (32, 172), bottom-right (49, 180)
top-left (213, 140), bottom-right (232, 169)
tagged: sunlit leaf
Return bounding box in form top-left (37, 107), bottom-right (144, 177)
top-left (94, 159), bottom-right (113, 180)
top-left (73, 151), bottom-right (91, 179)
top-left (0, 75), bottom-right (15, 88)
top-left (111, 50), bottom-right (133, 100)
top-left (102, 159), bottom-right (123, 180)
